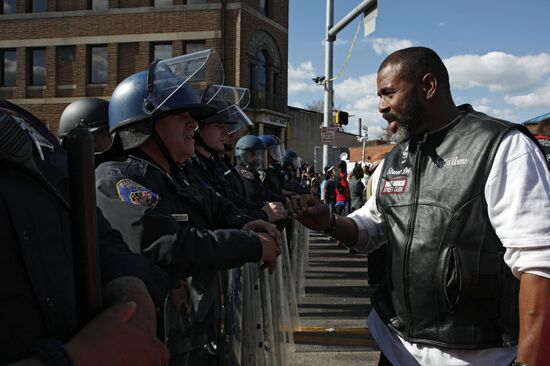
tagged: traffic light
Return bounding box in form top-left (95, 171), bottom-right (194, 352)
top-left (335, 110), bottom-right (348, 125)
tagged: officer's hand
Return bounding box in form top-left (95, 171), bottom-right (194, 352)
top-left (243, 219), bottom-right (282, 246)
top-left (65, 302), bottom-right (170, 366)
top-left (261, 202), bottom-right (287, 223)
top-left (257, 232), bottom-right (281, 273)
top-left (289, 194), bottom-right (332, 232)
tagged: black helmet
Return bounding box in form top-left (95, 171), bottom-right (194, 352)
top-left (235, 135), bottom-right (265, 170)
top-left (284, 149), bottom-right (302, 169)
top-left (59, 98), bottom-right (109, 137)
top-left (259, 135), bottom-right (284, 164)
top-left (108, 50), bottom-right (221, 150)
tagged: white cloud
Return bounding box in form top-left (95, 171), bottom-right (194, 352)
top-left (445, 52), bottom-right (550, 93)
top-left (504, 81), bottom-right (550, 109)
top-left (333, 73), bottom-right (388, 138)
top-left (288, 61), bottom-right (320, 95)
top-left (320, 38), bottom-right (349, 47)
top-left (365, 38), bottom-right (415, 56)
top-left (289, 101), bottom-right (306, 109)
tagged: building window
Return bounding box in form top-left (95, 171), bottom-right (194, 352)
top-left (185, 41), bottom-right (206, 81)
top-left (187, 0), bottom-right (207, 4)
top-left (89, 46), bottom-right (107, 84)
top-left (185, 41), bottom-right (205, 54)
top-left (1, 49), bottom-right (16, 87)
top-left (91, 0), bottom-right (108, 10)
top-left (152, 43), bottom-right (172, 61)
top-left (59, 46), bottom-right (75, 61)
top-left (2, 0), bottom-right (16, 14)
top-left (30, 48), bottom-right (46, 86)
top-left (259, 0), bottom-right (269, 17)
top-left (257, 49), bottom-right (268, 91)
top-left (154, 0), bottom-right (172, 6)
top-left (31, 0), bottom-right (47, 12)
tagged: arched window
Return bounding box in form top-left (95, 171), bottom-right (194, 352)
top-left (257, 49), bottom-right (268, 91)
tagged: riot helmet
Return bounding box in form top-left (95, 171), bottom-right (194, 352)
top-left (108, 49), bottom-right (222, 151)
top-left (59, 98), bottom-right (109, 136)
top-left (201, 84), bottom-right (254, 134)
top-left (259, 134), bottom-right (284, 165)
top-left (59, 98), bottom-right (111, 152)
top-left (195, 84), bottom-right (254, 154)
top-left (235, 135), bottom-right (265, 171)
top-left (284, 149), bottom-right (302, 169)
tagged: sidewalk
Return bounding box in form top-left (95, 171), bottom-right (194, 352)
top-left (289, 231), bottom-right (381, 366)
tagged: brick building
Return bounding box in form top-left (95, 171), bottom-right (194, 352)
top-left (0, 0), bottom-right (289, 137)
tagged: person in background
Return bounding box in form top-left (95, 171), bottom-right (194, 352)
top-left (349, 163), bottom-right (365, 212)
top-left (334, 160), bottom-right (350, 216)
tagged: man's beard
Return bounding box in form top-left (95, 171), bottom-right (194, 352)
top-left (385, 96), bottom-right (424, 144)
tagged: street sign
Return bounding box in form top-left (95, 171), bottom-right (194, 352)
top-left (321, 126), bottom-right (337, 145)
top-left (363, 1), bottom-right (378, 37)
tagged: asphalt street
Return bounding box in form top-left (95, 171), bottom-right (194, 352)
top-left (289, 231), bottom-right (381, 366)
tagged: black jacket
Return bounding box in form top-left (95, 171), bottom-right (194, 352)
top-left (190, 151), bottom-right (268, 221)
top-left (95, 151), bottom-right (262, 279)
top-left (349, 176), bottom-right (365, 211)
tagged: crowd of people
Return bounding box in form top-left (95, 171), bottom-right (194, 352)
top-left (1, 45), bottom-right (549, 366)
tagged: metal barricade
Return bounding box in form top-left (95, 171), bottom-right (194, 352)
top-left (235, 220), bottom-right (310, 366)
top-left (292, 222), bottom-right (310, 303)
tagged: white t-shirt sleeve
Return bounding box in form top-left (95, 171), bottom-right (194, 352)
top-left (347, 164), bottom-right (389, 253)
top-left (485, 129), bottom-right (550, 279)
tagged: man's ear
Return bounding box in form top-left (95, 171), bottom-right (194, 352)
top-left (422, 73), bottom-right (437, 100)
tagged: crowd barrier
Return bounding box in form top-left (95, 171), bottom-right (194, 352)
top-left (225, 220), bottom-right (310, 366)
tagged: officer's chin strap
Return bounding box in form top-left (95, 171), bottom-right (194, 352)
top-left (150, 127), bottom-right (182, 179)
top-left (194, 128), bottom-right (218, 156)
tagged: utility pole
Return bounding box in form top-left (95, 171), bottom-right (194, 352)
top-left (322, 0), bottom-right (334, 171)
top-left (322, 0), bottom-right (378, 169)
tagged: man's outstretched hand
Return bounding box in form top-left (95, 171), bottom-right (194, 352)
top-left (288, 194), bottom-right (332, 232)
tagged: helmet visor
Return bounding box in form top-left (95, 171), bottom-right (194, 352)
top-left (244, 150), bottom-right (264, 170)
top-left (201, 84), bottom-right (253, 134)
top-left (268, 145), bottom-right (283, 164)
top-left (144, 49), bottom-right (224, 116)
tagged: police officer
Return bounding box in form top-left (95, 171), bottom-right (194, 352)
top-left (58, 97), bottom-right (112, 153)
top-left (235, 135), bottom-right (286, 204)
top-left (0, 100), bottom-right (169, 365)
top-left (282, 150), bottom-right (310, 195)
top-left (93, 51), bottom-right (281, 365)
top-left (258, 134), bottom-right (296, 197)
top-left (191, 84), bottom-right (286, 223)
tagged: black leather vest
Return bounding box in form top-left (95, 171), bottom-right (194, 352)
top-left (374, 105), bottom-right (533, 349)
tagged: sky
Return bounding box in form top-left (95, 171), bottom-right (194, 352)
top-left (288, 0), bottom-right (550, 139)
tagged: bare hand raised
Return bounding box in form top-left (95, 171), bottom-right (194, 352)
top-left (262, 202), bottom-right (287, 223)
top-left (288, 194), bottom-right (332, 232)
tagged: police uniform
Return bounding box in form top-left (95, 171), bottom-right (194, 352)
top-left (190, 151), bottom-right (268, 221)
top-left (235, 163), bottom-right (286, 204)
top-left (0, 100), bottom-right (169, 364)
top-left (95, 149), bottom-right (263, 364)
top-left (282, 166), bottom-right (310, 195)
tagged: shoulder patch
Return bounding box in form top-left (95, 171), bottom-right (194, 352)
top-left (116, 178), bottom-right (160, 208)
top-left (240, 167), bottom-right (254, 180)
